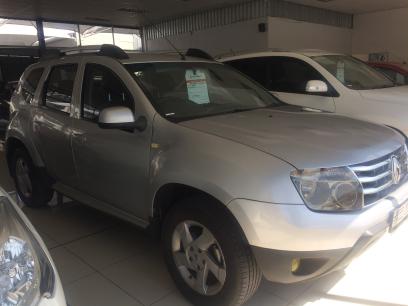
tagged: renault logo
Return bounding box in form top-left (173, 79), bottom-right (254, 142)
top-left (391, 156), bottom-right (402, 185)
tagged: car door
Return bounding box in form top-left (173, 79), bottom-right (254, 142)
top-left (70, 61), bottom-right (151, 218)
top-left (268, 57), bottom-right (337, 112)
top-left (34, 63), bottom-right (78, 186)
top-left (228, 56), bottom-right (336, 112)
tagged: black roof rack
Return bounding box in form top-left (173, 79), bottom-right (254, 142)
top-left (40, 44), bottom-right (129, 61)
top-left (98, 44), bottom-right (129, 59)
top-left (185, 48), bottom-right (213, 60)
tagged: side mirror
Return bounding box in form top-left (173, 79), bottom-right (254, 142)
top-left (305, 80), bottom-right (328, 94)
top-left (98, 106), bottom-right (147, 131)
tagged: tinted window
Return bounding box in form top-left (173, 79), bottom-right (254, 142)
top-left (267, 57), bottom-right (325, 93)
top-left (82, 64), bottom-right (134, 122)
top-left (22, 68), bottom-right (44, 104)
top-left (44, 64), bottom-right (77, 113)
top-left (227, 58), bottom-right (268, 87)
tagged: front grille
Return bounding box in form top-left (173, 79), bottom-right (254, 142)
top-left (349, 146), bottom-right (408, 206)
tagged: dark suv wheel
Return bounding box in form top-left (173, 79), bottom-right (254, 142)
top-left (11, 148), bottom-right (54, 207)
top-left (162, 195), bottom-right (262, 306)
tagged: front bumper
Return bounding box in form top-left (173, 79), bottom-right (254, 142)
top-left (228, 180), bottom-right (408, 283)
top-left (251, 224), bottom-right (386, 283)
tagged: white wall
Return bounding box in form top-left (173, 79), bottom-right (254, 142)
top-left (145, 18), bottom-right (268, 56)
top-left (267, 17), bottom-right (352, 53)
top-left (145, 16), bottom-right (353, 56)
top-left (352, 8), bottom-right (408, 62)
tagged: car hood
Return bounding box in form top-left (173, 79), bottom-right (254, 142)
top-left (359, 85), bottom-right (408, 105)
top-left (180, 107), bottom-right (403, 169)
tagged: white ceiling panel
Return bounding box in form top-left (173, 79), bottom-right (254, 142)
top-left (1, 0), bottom-right (407, 29)
top-left (0, 0), bottom-right (242, 28)
top-left (285, 0), bottom-right (408, 14)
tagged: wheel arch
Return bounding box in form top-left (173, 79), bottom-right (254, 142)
top-left (151, 183), bottom-right (247, 243)
top-left (5, 136), bottom-right (43, 175)
top-left (152, 183), bottom-right (223, 220)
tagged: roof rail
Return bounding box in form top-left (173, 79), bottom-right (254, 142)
top-left (185, 48), bottom-right (213, 60)
top-left (215, 48), bottom-right (290, 59)
top-left (39, 49), bottom-right (61, 61)
top-left (40, 44), bottom-right (129, 60)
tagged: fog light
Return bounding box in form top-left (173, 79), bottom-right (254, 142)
top-left (291, 258), bottom-right (300, 273)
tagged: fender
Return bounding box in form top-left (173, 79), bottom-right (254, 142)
top-left (6, 117), bottom-right (45, 168)
top-left (150, 177), bottom-right (233, 218)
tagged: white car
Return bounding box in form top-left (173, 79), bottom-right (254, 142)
top-left (221, 51), bottom-right (408, 135)
top-left (0, 188), bottom-right (66, 306)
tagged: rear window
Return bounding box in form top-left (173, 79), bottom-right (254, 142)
top-left (21, 68), bottom-right (44, 104)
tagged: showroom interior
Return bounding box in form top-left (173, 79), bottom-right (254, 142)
top-left (1, 0), bottom-right (408, 306)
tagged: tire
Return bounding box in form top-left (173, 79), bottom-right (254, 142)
top-left (11, 148), bottom-right (54, 207)
top-left (162, 195), bottom-right (262, 306)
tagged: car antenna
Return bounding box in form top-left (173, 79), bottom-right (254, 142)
top-left (139, 11), bottom-right (186, 60)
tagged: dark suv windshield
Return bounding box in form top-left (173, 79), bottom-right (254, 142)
top-left (125, 62), bottom-right (281, 121)
top-left (313, 55), bottom-right (395, 90)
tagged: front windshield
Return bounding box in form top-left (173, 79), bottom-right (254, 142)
top-left (313, 55), bottom-right (395, 90)
top-left (125, 62), bottom-right (281, 121)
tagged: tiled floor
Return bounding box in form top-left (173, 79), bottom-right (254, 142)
top-left (1, 146), bottom-right (408, 306)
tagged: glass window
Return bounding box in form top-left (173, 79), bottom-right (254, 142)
top-left (313, 55), bottom-right (395, 90)
top-left (113, 28), bottom-right (142, 51)
top-left (267, 57), bottom-right (326, 94)
top-left (227, 58), bottom-right (268, 87)
top-left (43, 22), bottom-right (79, 48)
top-left (21, 68), bottom-right (44, 104)
top-left (79, 25), bottom-right (113, 46)
top-left (125, 62), bottom-right (281, 121)
top-left (0, 19), bottom-right (39, 46)
top-left (376, 67), bottom-right (408, 86)
top-left (44, 64), bottom-right (77, 114)
top-left (82, 64), bottom-right (134, 121)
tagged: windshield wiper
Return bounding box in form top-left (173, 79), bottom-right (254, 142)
top-left (228, 107), bottom-right (261, 113)
top-left (372, 84), bottom-right (396, 89)
top-left (173, 107), bottom-right (262, 122)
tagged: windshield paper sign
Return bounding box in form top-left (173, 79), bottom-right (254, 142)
top-left (185, 69), bottom-right (210, 104)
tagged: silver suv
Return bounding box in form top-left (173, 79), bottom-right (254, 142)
top-left (6, 45), bottom-right (408, 306)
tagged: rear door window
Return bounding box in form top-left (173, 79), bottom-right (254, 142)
top-left (43, 64), bottom-right (77, 114)
top-left (226, 58), bottom-right (269, 87)
top-left (22, 68), bottom-right (44, 104)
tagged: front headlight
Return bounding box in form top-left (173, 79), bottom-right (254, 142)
top-left (290, 167), bottom-right (363, 212)
top-left (0, 195), bottom-right (54, 306)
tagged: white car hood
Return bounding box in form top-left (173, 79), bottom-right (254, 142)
top-left (180, 107), bottom-right (404, 169)
top-left (359, 85), bottom-right (408, 105)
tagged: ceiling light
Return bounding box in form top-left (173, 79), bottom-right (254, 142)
top-left (118, 8), bottom-right (148, 14)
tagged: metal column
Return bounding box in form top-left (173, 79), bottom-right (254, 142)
top-left (36, 19), bottom-right (46, 57)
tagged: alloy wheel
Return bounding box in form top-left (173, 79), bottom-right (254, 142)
top-left (172, 220), bottom-right (227, 296)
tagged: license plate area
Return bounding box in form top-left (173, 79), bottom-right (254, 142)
top-left (390, 201), bottom-right (408, 231)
